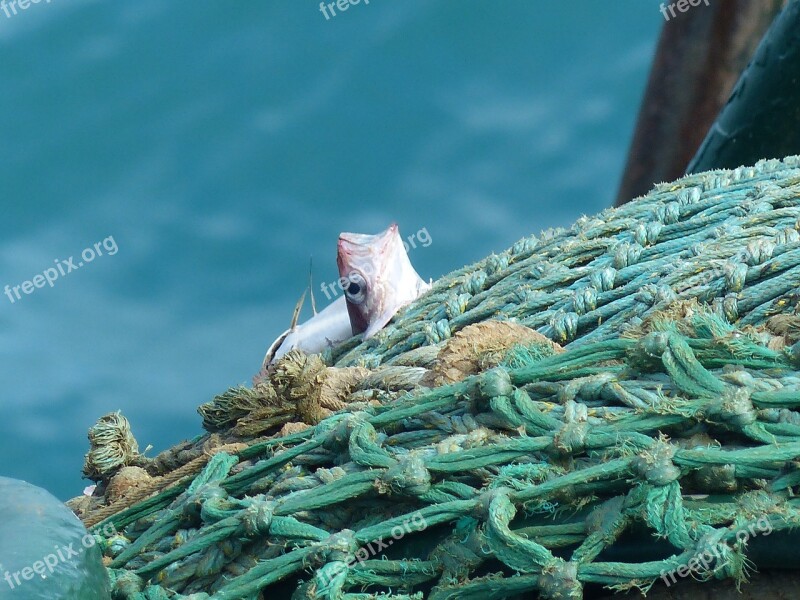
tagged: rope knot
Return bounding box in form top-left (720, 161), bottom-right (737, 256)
top-left (475, 486), bottom-right (512, 519)
top-left (307, 530), bottom-right (360, 599)
top-left (710, 387), bottom-right (757, 428)
top-left (572, 287), bottom-right (597, 315)
top-left (723, 261), bottom-right (748, 292)
top-left (561, 373), bottom-right (615, 403)
top-left (445, 293), bottom-right (470, 318)
top-left (733, 165), bottom-right (757, 182)
top-left (656, 201), bottom-right (680, 225)
top-left (746, 180), bottom-right (778, 202)
top-left (319, 413), bottom-right (369, 453)
top-left (712, 294), bottom-right (739, 322)
top-left (551, 400), bottom-right (588, 455)
top-left (635, 284), bottom-right (676, 308)
top-left (539, 558), bottom-right (582, 600)
top-left (460, 270), bottom-right (487, 295)
top-left (312, 530), bottom-right (359, 565)
top-left (676, 186), bottom-right (701, 205)
top-left (425, 319), bottom-right (452, 344)
top-left (242, 499), bottom-right (275, 537)
top-left (613, 242), bottom-right (642, 269)
top-left (634, 437), bottom-right (680, 486)
top-left (690, 529), bottom-right (731, 577)
top-left (199, 493), bottom-right (239, 525)
top-left (477, 367), bottom-right (513, 402)
top-left (106, 534), bottom-right (130, 558)
top-left (484, 253), bottom-right (510, 277)
top-left (633, 221), bottom-right (663, 247)
top-left (590, 267), bottom-right (616, 291)
top-left (551, 312), bottom-right (578, 343)
top-left (269, 350), bottom-right (332, 425)
top-left (182, 483), bottom-right (228, 522)
top-left (630, 331), bottom-right (670, 371)
top-left (744, 239), bottom-right (775, 266)
top-left (713, 222), bottom-right (743, 238)
top-left (377, 454), bottom-right (432, 497)
top-left (511, 235), bottom-right (538, 256)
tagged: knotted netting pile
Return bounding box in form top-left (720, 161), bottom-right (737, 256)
top-left (75, 156), bottom-right (800, 599)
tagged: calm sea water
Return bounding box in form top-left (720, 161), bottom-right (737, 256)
top-left (0, 1), bottom-right (660, 499)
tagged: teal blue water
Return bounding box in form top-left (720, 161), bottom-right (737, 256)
top-left (0, 2), bottom-right (660, 499)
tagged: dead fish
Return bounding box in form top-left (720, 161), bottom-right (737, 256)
top-left (337, 223), bottom-right (430, 338)
top-left (262, 294), bottom-right (352, 366)
top-left (262, 224), bottom-right (430, 366)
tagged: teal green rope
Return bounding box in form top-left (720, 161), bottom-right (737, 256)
top-left (96, 156), bottom-right (800, 599)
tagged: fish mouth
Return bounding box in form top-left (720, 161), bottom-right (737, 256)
top-left (337, 223), bottom-right (399, 266)
top-left (337, 224), bottom-right (400, 335)
top-left (337, 223), bottom-right (419, 337)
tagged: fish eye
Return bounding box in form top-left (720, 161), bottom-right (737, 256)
top-left (345, 272), bottom-right (367, 304)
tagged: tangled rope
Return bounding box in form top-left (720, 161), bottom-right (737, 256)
top-left (73, 156), bottom-right (800, 599)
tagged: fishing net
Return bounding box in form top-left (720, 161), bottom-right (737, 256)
top-left (71, 155), bottom-right (800, 599)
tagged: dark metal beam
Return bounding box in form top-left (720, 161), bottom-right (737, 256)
top-left (687, 0), bottom-right (800, 173)
top-left (615, 0), bottom-right (783, 206)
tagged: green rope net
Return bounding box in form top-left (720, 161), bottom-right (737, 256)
top-left (77, 156), bottom-right (800, 599)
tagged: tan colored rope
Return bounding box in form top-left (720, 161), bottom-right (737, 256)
top-left (82, 441), bottom-right (249, 528)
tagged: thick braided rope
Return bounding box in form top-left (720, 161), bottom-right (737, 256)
top-left (329, 156), bottom-right (800, 368)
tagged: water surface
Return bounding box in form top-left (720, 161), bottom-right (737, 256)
top-left (0, 1), bottom-right (661, 498)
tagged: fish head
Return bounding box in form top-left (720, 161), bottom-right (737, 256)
top-left (337, 223), bottom-right (429, 338)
